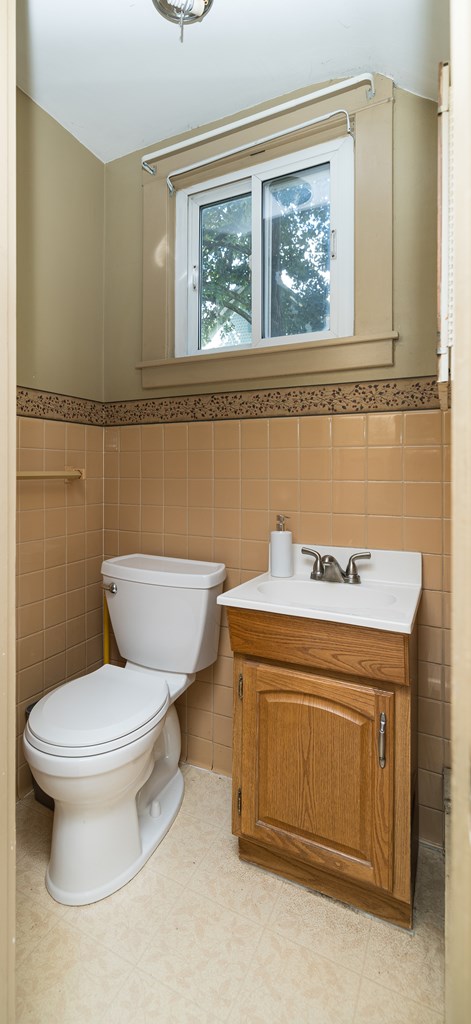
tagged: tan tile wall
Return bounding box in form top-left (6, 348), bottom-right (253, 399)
top-left (103, 408), bottom-right (451, 847)
top-left (16, 407), bottom-right (450, 847)
top-left (16, 418), bottom-right (104, 796)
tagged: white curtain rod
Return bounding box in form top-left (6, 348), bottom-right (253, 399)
top-left (165, 108), bottom-right (353, 194)
top-left (141, 72), bottom-right (375, 175)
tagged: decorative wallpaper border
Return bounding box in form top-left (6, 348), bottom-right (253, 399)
top-left (16, 388), bottom-right (104, 426)
top-left (17, 376), bottom-right (441, 426)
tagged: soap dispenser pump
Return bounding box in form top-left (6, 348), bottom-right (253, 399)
top-left (270, 513), bottom-right (293, 578)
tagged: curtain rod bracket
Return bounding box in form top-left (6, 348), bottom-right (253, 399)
top-left (142, 161), bottom-right (157, 176)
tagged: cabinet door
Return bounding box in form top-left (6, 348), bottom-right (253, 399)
top-left (239, 662), bottom-right (395, 892)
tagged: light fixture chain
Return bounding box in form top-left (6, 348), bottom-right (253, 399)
top-left (151, 0), bottom-right (213, 39)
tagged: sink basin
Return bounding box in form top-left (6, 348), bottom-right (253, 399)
top-left (256, 579), bottom-right (397, 612)
top-left (217, 545), bottom-right (422, 634)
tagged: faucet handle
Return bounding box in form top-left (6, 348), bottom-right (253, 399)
top-left (345, 551), bottom-right (371, 584)
top-left (301, 547), bottom-right (324, 581)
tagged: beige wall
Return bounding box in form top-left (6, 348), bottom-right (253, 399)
top-left (16, 84), bottom-right (437, 405)
top-left (17, 407), bottom-right (451, 849)
top-left (16, 91), bottom-right (105, 401)
top-left (393, 89), bottom-right (439, 378)
top-left (104, 152), bottom-right (144, 401)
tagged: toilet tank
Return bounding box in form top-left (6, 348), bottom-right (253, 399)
top-left (101, 554), bottom-right (226, 674)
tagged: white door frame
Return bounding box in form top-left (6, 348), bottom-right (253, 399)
top-left (447, 1), bottom-right (471, 1020)
top-left (0, 0), bottom-right (17, 1019)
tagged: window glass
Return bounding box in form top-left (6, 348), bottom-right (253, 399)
top-left (199, 193), bottom-right (252, 351)
top-left (262, 163), bottom-right (330, 340)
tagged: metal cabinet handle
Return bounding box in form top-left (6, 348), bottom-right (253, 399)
top-left (102, 582), bottom-right (117, 595)
top-left (378, 712), bottom-right (387, 768)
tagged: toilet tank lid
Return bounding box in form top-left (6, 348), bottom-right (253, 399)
top-left (101, 554), bottom-right (226, 589)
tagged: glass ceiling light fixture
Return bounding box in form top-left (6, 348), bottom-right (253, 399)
top-left (270, 176), bottom-right (314, 211)
top-left (151, 0), bottom-right (214, 43)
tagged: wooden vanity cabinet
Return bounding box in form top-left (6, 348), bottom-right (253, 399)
top-left (227, 607), bottom-right (418, 929)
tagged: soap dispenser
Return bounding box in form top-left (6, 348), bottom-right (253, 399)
top-left (270, 514), bottom-right (293, 578)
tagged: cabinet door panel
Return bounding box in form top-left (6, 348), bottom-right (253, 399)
top-left (258, 693), bottom-right (372, 856)
top-left (240, 663), bottom-right (394, 892)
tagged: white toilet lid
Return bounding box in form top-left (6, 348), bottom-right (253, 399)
top-left (27, 665), bottom-right (169, 756)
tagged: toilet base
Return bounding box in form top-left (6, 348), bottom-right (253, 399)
top-left (46, 768), bottom-right (184, 906)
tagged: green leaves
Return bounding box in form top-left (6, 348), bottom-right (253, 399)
top-left (200, 194), bottom-right (252, 349)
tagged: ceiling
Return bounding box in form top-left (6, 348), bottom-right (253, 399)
top-left (16, 0), bottom-right (449, 164)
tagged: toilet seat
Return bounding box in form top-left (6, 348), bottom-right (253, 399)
top-left (26, 664), bottom-right (169, 757)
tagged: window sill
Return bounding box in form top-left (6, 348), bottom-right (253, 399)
top-left (138, 332), bottom-right (397, 395)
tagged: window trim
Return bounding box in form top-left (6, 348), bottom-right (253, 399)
top-left (175, 137), bottom-right (354, 359)
top-left (138, 332), bottom-right (397, 393)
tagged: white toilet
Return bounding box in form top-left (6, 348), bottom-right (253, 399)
top-left (23, 553), bottom-right (226, 906)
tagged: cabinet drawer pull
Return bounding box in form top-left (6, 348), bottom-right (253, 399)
top-left (378, 712), bottom-right (387, 768)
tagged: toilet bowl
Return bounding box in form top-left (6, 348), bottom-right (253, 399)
top-left (23, 554), bottom-right (226, 906)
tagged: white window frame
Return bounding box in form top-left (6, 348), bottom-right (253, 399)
top-left (175, 135), bottom-right (354, 358)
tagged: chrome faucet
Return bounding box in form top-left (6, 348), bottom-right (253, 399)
top-left (321, 554), bottom-right (347, 583)
top-left (302, 548), bottom-right (371, 584)
top-left (301, 547), bottom-right (324, 580)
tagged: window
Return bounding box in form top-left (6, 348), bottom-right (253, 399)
top-left (175, 137), bottom-right (354, 358)
top-left (141, 77), bottom-right (397, 393)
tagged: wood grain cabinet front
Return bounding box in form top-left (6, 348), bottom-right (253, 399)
top-left (228, 608), bottom-right (418, 929)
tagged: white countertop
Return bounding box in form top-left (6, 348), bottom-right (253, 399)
top-left (217, 545), bottom-right (422, 634)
